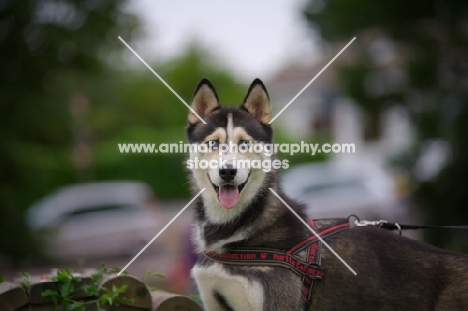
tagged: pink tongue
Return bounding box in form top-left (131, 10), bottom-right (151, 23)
top-left (218, 185), bottom-right (240, 209)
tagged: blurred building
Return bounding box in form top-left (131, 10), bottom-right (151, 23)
top-left (266, 46), bottom-right (413, 170)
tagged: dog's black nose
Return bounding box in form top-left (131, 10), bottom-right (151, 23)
top-left (219, 166), bottom-right (237, 182)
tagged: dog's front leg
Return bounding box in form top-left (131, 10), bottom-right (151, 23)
top-left (192, 263), bottom-right (265, 311)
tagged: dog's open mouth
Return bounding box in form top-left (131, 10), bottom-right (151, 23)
top-left (210, 175), bottom-right (249, 210)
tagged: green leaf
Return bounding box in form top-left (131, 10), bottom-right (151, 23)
top-left (66, 301), bottom-right (84, 310)
top-left (81, 284), bottom-right (99, 296)
top-left (146, 270), bottom-right (165, 279)
top-left (60, 282), bottom-right (72, 297)
top-left (91, 270), bottom-right (103, 283)
top-left (120, 297), bottom-right (135, 304)
top-left (18, 272), bottom-right (30, 291)
top-left (100, 294), bottom-right (113, 306)
top-left (108, 266), bottom-right (123, 274)
top-left (100, 287), bottom-right (112, 295)
top-left (72, 276), bottom-right (81, 283)
top-left (41, 289), bottom-right (58, 297)
top-left (112, 284), bottom-right (128, 295)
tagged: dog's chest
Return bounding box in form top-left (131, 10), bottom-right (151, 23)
top-left (192, 262), bottom-right (265, 311)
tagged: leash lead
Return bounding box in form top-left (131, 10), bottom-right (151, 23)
top-left (353, 217), bottom-right (468, 236)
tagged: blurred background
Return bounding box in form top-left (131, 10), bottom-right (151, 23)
top-left (1, 0), bottom-right (467, 295)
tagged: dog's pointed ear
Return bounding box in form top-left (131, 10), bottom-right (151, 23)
top-left (241, 78), bottom-right (271, 124)
top-left (189, 78), bottom-right (220, 124)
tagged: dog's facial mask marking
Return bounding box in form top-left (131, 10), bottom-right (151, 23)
top-left (226, 113), bottom-right (234, 141)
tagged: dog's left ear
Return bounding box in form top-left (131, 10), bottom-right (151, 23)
top-left (241, 78), bottom-right (271, 124)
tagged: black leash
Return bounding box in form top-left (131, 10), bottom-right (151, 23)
top-left (348, 215), bottom-right (468, 236)
top-left (380, 223), bottom-right (468, 231)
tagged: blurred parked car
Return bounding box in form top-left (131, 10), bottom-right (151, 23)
top-left (27, 181), bottom-right (161, 260)
top-left (282, 162), bottom-right (410, 222)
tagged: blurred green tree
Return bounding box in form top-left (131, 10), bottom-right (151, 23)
top-left (0, 0), bottom-right (140, 264)
top-left (92, 43), bottom-right (246, 198)
top-left (302, 0), bottom-right (468, 251)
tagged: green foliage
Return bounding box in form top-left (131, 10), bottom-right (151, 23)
top-left (0, 0), bottom-right (140, 263)
top-left (41, 265), bottom-right (134, 310)
top-left (41, 267), bottom-right (84, 308)
top-left (0, 275), bottom-right (3, 284)
top-left (302, 0), bottom-right (468, 251)
top-left (2, 0), bottom-right (296, 268)
top-left (0, 0), bottom-right (246, 265)
top-left (144, 270), bottom-right (165, 292)
top-left (100, 284), bottom-right (134, 307)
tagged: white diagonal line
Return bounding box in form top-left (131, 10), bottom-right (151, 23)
top-left (269, 188), bottom-right (357, 275)
top-left (269, 37), bottom-right (356, 124)
top-left (117, 188), bottom-right (206, 276)
top-left (118, 36), bottom-right (207, 125)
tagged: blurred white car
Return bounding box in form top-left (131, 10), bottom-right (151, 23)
top-left (27, 181), bottom-right (161, 260)
top-left (282, 162), bottom-right (409, 222)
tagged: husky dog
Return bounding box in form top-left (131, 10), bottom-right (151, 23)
top-left (187, 78), bottom-right (468, 311)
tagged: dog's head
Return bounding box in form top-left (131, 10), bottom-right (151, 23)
top-left (186, 78), bottom-right (273, 224)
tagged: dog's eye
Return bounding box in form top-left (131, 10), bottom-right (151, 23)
top-left (239, 140), bottom-right (252, 148)
top-left (206, 140), bottom-right (219, 149)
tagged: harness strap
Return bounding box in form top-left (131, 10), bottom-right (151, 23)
top-left (300, 241), bottom-right (322, 309)
top-left (203, 218), bottom-right (349, 311)
top-left (287, 220), bottom-right (350, 254)
top-left (204, 248), bottom-right (324, 279)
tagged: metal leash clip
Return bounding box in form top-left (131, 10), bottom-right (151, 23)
top-left (354, 219), bottom-right (402, 236)
top-left (355, 219), bottom-right (388, 227)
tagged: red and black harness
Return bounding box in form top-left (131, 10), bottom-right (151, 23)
top-left (204, 218), bottom-right (350, 310)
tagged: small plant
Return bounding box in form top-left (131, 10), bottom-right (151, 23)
top-left (19, 272), bottom-right (30, 292)
top-left (144, 270), bottom-right (165, 292)
top-left (41, 265), bottom-right (134, 311)
top-left (100, 284), bottom-right (132, 306)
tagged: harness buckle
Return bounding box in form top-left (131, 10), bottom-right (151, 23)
top-left (305, 262), bottom-right (324, 279)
